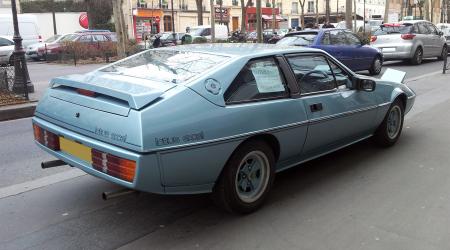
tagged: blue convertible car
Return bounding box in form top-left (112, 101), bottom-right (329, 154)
top-left (277, 28), bottom-right (384, 75)
top-left (32, 44), bottom-right (415, 213)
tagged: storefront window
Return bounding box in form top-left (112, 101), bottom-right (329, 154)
top-left (164, 15), bottom-right (172, 31)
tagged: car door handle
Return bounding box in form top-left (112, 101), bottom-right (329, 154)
top-left (310, 103), bottom-right (323, 112)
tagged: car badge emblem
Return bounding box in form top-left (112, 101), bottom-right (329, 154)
top-left (205, 78), bottom-right (221, 95)
top-left (75, 112), bottom-right (80, 118)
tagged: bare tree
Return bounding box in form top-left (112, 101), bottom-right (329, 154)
top-left (325, 0), bottom-right (330, 22)
top-left (315, 0), bottom-right (319, 24)
top-left (112, 0), bottom-right (128, 58)
top-left (384, 0), bottom-right (389, 23)
top-left (345, 0), bottom-right (352, 30)
top-left (240, 0), bottom-right (253, 33)
top-left (196, 0), bottom-right (204, 25)
top-left (299, 0), bottom-right (306, 28)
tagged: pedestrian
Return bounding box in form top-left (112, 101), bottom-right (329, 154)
top-left (152, 35), bottom-right (161, 48)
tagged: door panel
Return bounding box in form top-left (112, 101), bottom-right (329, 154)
top-left (285, 53), bottom-right (378, 156)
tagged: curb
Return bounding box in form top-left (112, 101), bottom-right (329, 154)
top-left (0, 102), bottom-right (37, 122)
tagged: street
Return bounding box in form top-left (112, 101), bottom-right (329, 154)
top-left (1, 59), bottom-right (450, 250)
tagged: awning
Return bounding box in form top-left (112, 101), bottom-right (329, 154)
top-left (261, 15), bottom-right (285, 21)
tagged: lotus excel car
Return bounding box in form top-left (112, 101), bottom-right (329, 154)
top-left (32, 44), bottom-right (415, 214)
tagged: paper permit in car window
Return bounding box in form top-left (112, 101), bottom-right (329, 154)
top-left (251, 64), bottom-right (285, 93)
top-left (381, 68), bottom-right (406, 84)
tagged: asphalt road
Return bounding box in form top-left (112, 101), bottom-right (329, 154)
top-left (0, 60), bottom-right (449, 249)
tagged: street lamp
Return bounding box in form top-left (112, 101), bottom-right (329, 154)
top-left (11, 0), bottom-right (34, 98)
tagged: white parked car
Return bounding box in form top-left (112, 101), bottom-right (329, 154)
top-left (0, 36), bottom-right (14, 66)
top-left (0, 14), bottom-right (41, 47)
top-left (188, 25), bottom-right (228, 41)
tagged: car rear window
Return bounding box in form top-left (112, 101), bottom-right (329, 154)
top-left (100, 50), bottom-right (229, 83)
top-left (277, 34), bottom-right (317, 46)
top-left (373, 25), bottom-right (412, 35)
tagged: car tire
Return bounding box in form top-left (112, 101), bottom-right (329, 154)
top-left (373, 99), bottom-right (404, 147)
top-left (410, 47), bottom-right (423, 65)
top-left (368, 56), bottom-right (382, 75)
top-left (212, 139), bottom-right (275, 214)
top-left (438, 46), bottom-right (447, 60)
top-left (31, 57), bottom-right (41, 62)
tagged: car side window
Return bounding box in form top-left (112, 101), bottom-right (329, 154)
top-left (329, 30), bottom-right (347, 45)
top-left (327, 60), bottom-right (353, 88)
top-left (201, 28), bottom-right (211, 36)
top-left (286, 55), bottom-right (336, 94)
top-left (79, 35), bottom-right (93, 43)
top-left (0, 37), bottom-right (13, 46)
top-left (321, 32), bottom-right (331, 45)
top-left (93, 35), bottom-right (107, 42)
top-left (418, 23), bottom-right (430, 34)
top-left (426, 23), bottom-right (438, 35)
top-left (411, 24), bottom-right (419, 34)
top-left (345, 32), bottom-right (362, 46)
top-left (224, 57), bottom-right (289, 104)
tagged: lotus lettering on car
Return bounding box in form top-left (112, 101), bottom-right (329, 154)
top-left (33, 44), bottom-right (415, 214)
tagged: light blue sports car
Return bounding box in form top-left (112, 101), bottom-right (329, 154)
top-left (32, 44), bottom-right (415, 214)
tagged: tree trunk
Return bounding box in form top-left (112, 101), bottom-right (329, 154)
top-left (315, 0), bottom-right (319, 24)
top-left (240, 0), bottom-right (246, 32)
top-left (325, 0), bottom-right (330, 22)
top-left (447, 0), bottom-right (450, 22)
top-left (299, 0), bottom-right (305, 28)
top-left (272, 0), bottom-right (276, 31)
top-left (384, 0), bottom-right (389, 23)
top-left (112, 0), bottom-right (127, 58)
top-left (430, 0), bottom-right (434, 22)
top-left (196, 0), bottom-right (204, 25)
top-left (345, 0), bottom-right (352, 30)
top-left (256, 0), bottom-right (262, 42)
top-left (425, 0), bottom-right (430, 20)
top-left (210, 0), bottom-right (215, 42)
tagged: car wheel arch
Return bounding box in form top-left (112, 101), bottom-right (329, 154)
top-left (214, 133), bottom-right (281, 183)
top-left (393, 93), bottom-right (407, 110)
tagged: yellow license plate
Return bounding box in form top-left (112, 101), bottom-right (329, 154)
top-left (59, 137), bottom-right (92, 164)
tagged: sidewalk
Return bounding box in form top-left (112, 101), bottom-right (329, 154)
top-left (0, 62), bottom-right (104, 121)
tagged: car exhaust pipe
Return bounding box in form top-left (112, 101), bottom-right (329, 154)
top-left (41, 160), bottom-right (66, 169)
top-left (102, 188), bottom-right (137, 200)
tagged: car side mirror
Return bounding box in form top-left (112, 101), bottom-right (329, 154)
top-left (438, 31), bottom-right (444, 36)
top-left (358, 78), bottom-right (376, 91)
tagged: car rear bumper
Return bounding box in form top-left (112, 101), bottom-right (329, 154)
top-left (32, 116), bottom-right (165, 194)
top-left (373, 44), bottom-right (413, 60)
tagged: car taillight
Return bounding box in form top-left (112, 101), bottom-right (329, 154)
top-left (401, 34), bottom-right (416, 40)
top-left (76, 88), bottom-right (97, 97)
top-left (38, 35), bottom-right (42, 42)
top-left (91, 149), bottom-right (136, 182)
top-left (370, 36), bottom-right (377, 42)
top-left (33, 124), bottom-right (60, 150)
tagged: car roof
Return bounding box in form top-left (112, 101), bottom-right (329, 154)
top-left (400, 20), bottom-right (429, 24)
top-left (163, 43), bottom-right (322, 57)
top-left (0, 35), bottom-right (13, 42)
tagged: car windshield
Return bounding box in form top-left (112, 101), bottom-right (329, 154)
top-left (45, 35), bottom-right (61, 43)
top-left (160, 33), bottom-right (173, 39)
top-left (189, 28), bottom-right (204, 36)
top-left (277, 34), bottom-right (316, 46)
top-left (373, 25), bottom-right (412, 35)
top-left (59, 34), bottom-right (79, 42)
top-left (100, 50), bottom-right (229, 83)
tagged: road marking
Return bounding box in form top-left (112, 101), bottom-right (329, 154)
top-left (405, 70), bottom-right (443, 83)
top-left (0, 169), bottom-right (86, 199)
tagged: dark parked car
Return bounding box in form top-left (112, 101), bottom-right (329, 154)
top-left (277, 28), bottom-right (383, 75)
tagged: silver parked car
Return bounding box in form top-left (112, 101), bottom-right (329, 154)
top-left (436, 23), bottom-right (450, 47)
top-left (0, 36), bottom-right (14, 66)
top-left (371, 20), bottom-right (447, 65)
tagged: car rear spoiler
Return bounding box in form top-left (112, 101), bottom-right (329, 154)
top-left (49, 73), bottom-right (176, 109)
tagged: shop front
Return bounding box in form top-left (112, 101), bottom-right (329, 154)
top-left (245, 7), bottom-right (282, 31)
top-left (133, 8), bottom-right (163, 42)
